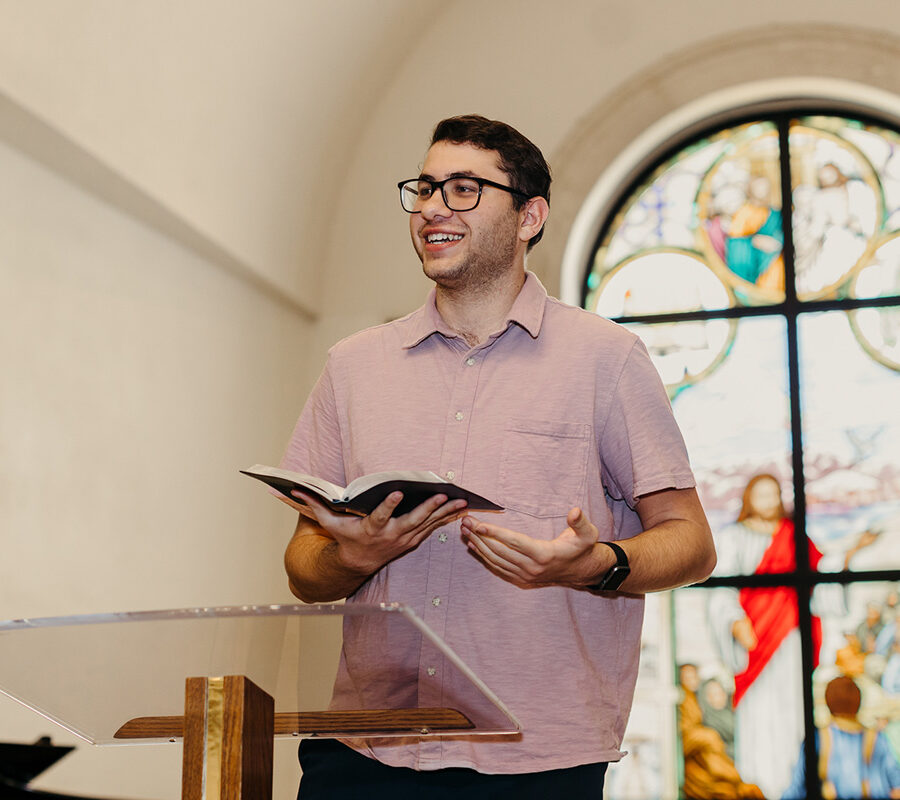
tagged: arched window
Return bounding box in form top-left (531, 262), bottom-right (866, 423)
top-left (585, 110), bottom-right (900, 800)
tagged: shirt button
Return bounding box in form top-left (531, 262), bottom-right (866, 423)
top-left (465, 357), bottom-right (476, 366)
top-left (454, 411), bottom-right (464, 421)
top-left (445, 470), bottom-right (455, 481)
top-left (438, 532), bottom-right (448, 543)
top-left (427, 667), bottom-right (437, 676)
top-left (432, 596), bottom-right (441, 607)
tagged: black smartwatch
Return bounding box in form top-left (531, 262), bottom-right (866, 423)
top-left (588, 541), bottom-right (630, 591)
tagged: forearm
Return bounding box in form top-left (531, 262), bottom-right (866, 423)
top-left (460, 487), bottom-right (715, 593)
top-left (588, 488), bottom-right (716, 594)
top-left (283, 516), bottom-right (372, 603)
top-left (604, 518), bottom-right (717, 593)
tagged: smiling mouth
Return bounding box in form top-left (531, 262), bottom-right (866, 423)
top-left (425, 233), bottom-right (463, 244)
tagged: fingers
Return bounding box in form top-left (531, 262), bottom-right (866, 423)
top-left (461, 517), bottom-right (538, 558)
top-left (277, 494), bottom-right (315, 515)
top-left (465, 538), bottom-right (525, 584)
top-left (464, 528), bottom-right (552, 588)
top-left (289, 490), bottom-right (333, 522)
top-left (396, 495), bottom-right (467, 533)
top-left (462, 510), bottom-right (601, 588)
top-left (366, 492), bottom-right (465, 533)
top-left (568, 507), bottom-right (598, 541)
top-left (364, 491), bottom-right (406, 532)
top-left (461, 518), bottom-right (546, 583)
top-left (465, 528), bottom-right (528, 569)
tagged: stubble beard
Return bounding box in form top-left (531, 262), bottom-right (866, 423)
top-left (422, 213), bottom-right (520, 294)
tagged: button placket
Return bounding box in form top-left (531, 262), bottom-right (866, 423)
top-left (438, 351), bottom-right (481, 489)
top-left (419, 346), bottom-right (482, 720)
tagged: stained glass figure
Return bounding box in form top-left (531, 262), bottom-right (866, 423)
top-left (780, 581), bottom-right (900, 799)
top-left (789, 124), bottom-right (879, 300)
top-left (697, 125), bottom-right (785, 303)
top-left (585, 123), bottom-right (783, 317)
top-left (674, 585), bottom-right (806, 800)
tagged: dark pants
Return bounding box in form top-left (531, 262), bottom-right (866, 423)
top-left (297, 738), bottom-right (608, 800)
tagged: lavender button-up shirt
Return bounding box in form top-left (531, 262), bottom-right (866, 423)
top-left (282, 272), bottom-right (695, 774)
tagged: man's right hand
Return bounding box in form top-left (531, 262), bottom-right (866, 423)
top-left (291, 489), bottom-right (468, 576)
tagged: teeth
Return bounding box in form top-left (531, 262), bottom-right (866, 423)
top-left (426, 233), bottom-right (463, 243)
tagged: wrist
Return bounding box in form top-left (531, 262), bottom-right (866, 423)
top-left (578, 543), bottom-right (613, 588)
top-left (586, 541), bottom-right (631, 592)
top-left (332, 542), bottom-right (379, 578)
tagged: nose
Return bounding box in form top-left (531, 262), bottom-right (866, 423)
top-left (420, 189), bottom-right (452, 220)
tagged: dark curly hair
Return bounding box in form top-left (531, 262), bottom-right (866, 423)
top-left (430, 115), bottom-right (551, 249)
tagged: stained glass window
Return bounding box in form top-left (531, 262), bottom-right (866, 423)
top-left (584, 112), bottom-right (900, 800)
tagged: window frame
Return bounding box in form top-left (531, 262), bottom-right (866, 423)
top-left (582, 105), bottom-right (900, 800)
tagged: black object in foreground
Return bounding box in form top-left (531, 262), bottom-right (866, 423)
top-left (0, 736), bottom-right (131, 799)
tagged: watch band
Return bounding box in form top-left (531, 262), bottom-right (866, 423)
top-left (588, 540), bottom-right (631, 592)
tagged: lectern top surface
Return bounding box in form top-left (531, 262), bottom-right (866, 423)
top-left (0, 603), bottom-right (519, 744)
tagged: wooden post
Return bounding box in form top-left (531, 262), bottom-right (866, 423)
top-left (181, 676), bottom-right (274, 800)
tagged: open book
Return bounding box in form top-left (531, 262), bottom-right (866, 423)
top-left (241, 464), bottom-right (503, 517)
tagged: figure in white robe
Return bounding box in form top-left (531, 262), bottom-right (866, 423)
top-left (708, 518), bottom-right (810, 800)
top-left (707, 475), bottom-right (874, 799)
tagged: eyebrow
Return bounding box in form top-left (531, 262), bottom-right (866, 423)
top-left (417, 170), bottom-right (480, 181)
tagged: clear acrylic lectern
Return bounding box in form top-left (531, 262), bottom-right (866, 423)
top-left (0, 603), bottom-right (520, 798)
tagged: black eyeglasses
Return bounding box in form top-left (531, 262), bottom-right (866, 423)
top-left (397, 176), bottom-right (529, 213)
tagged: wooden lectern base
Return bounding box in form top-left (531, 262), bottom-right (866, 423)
top-left (181, 676), bottom-right (273, 800)
top-left (114, 675), bottom-right (475, 799)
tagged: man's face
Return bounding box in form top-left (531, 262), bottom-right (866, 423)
top-left (409, 141), bottom-right (522, 290)
top-left (679, 664), bottom-right (699, 691)
top-left (748, 477), bottom-right (782, 522)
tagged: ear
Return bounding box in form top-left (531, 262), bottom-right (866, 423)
top-left (518, 196), bottom-right (550, 244)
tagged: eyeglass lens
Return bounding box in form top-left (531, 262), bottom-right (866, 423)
top-left (400, 178), bottom-right (482, 212)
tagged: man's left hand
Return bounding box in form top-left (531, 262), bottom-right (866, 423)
top-left (460, 507), bottom-right (606, 588)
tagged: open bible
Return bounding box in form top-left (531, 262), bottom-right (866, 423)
top-left (241, 464), bottom-right (503, 517)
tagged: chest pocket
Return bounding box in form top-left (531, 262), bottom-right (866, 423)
top-left (497, 418), bottom-right (592, 518)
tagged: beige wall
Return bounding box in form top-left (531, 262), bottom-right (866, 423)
top-left (0, 0), bottom-right (445, 312)
top-left (1, 1), bottom-right (899, 797)
top-left (0, 128), bottom-right (310, 796)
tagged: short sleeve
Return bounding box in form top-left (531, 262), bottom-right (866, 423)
top-left (280, 356), bottom-right (346, 486)
top-left (599, 337), bottom-right (695, 506)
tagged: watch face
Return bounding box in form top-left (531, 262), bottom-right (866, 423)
top-left (603, 565), bottom-right (630, 589)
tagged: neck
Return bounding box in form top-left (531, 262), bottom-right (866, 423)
top-left (435, 269), bottom-right (526, 347)
top-left (743, 516), bottom-right (781, 535)
top-left (831, 714), bottom-right (864, 732)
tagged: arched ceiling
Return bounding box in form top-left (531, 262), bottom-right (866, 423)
top-left (0, 0), bottom-right (446, 312)
top-left (4, 0), bottom-right (900, 328)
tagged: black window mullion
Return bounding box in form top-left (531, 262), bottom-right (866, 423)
top-left (778, 114), bottom-right (822, 800)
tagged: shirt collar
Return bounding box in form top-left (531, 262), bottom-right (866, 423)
top-left (400, 271), bottom-right (548, 349)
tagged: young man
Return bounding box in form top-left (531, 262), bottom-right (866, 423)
top-left (281, 115), bottom-right (716, 799)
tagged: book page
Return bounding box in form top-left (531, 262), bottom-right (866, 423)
top-left (242, 465), bottom-right (345, 502)
top-left (342, 470), bottom-right (445, 500)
